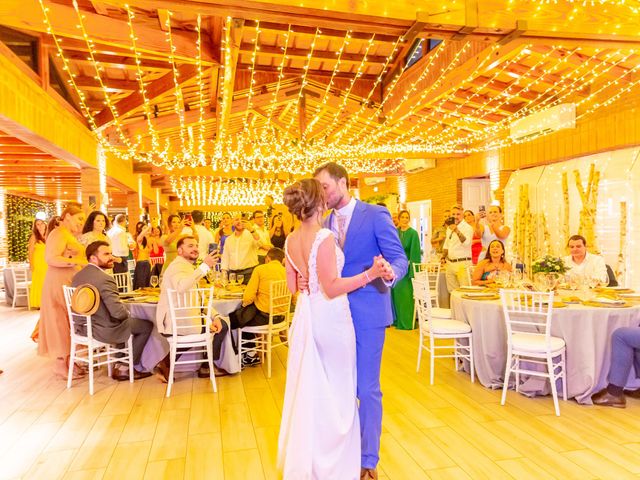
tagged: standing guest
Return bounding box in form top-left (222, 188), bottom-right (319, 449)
top-left (203, 218), bottom-right (213, 232)
top-left (149, 226), bottom-right (164, 276)
top-left (464, 210), bottom-right (482, 264)
top-left (28, 218), bottom-right (48, 309)
top-left (133, 222), bottom-right (152, 289)
top-left (270, 213), bottom-right (287, 249)
top-left (475, 205), bottom-right (510, 259)
top-left (391, 212), bottom-right (399, 228)
top-left (221, 214), bottom-right (261, 285)
top-left (563, 234), bottom-right (607, 282)
top-left (229, 247), bottom-right (287, 366)
top-left (192, 210), bottom-right (215, 260)
top-left (441, 205), bottom-right (473, 293)
top-left (80, 211), bottom-right (111, 247)
top-left (252, 210), bottom-right (272, 263)
top-left (71, 241), bottom-right (153, 380)
top-left (155, 236), bottom-right (228, 380)
top-left (108, 214), bottom-right (130, 274)
top-left (161, 214), bottom-right (196, 273)
top-left (37, 205), bottom-right (88, 380)
top-left (472, 240), bottom-right (512, 286)
top-left (46, 216), bottom-right (61, 238)
top-left (591, 326), bottom-right (640, 408)
top-left (391, 210), bottom-right (420, 330)
top-left (431, 209), bottom-right (450, 256)
top-left (215, 212), bottom-right (234, 254)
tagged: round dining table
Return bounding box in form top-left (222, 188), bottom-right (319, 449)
top-left (450, 290), bottom-right (640, 404)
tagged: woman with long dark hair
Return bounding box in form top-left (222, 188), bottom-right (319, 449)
top-left (472, 239), bottom-right (512, 286)
top-left (80, 211), bottom-right (111, 247)
top-left (133, 221), bottom-right (152, 289)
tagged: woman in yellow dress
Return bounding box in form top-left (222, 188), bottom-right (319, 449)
top-left (28, 219), bottom-right (48, 309)
top-left (37, 205), bottom-right (88, 379)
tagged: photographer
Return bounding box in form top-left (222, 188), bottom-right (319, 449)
top-left (270, 212), bottom-right (287, 249)
top-left (441, 205), bottom-right (474, 293)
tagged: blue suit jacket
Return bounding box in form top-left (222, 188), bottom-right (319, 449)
top-left (326, 200), bottom-right (408, 331)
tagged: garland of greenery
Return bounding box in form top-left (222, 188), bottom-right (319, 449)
top-left (6, 195), bottom-right (55, 261)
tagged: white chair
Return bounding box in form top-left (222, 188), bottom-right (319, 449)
top-left (499, 289), bottom-right (567, 416)
top-left (150, 256), bottom-right (165, 268)
top-left (414, 277), bottom-right (474, 385)
top-left (166, 287), bottom-right (217, 397)
top-left (11, 267), bottom-right (32, 309)
top-left (238, 279), bottom-right (291, 378)
top-left (62, 286), bottom-right (134, 395)
top-left (112, 272), bottom-right (132, 293)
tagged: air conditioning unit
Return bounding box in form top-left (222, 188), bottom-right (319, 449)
top-left (404, 158), bottom-right (436, 174)
top-left (363, 177), bottom-right (386, 186)
top-left (510, 103), bottom-right (576, 141)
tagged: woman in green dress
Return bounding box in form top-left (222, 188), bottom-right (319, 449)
top-left (392, 210), bottom-right (421, 330)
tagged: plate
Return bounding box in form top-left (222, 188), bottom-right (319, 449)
top-left (595, 287), bottom-right (634, 294)
top-left (458, 286), bottom-right (487, 291)
top-left (583, 300), bottom-right (632, 308)
top-left (462, 294), bottom-right (500, 301)
top-left (219, 292), bottom-right (243, 299)
top-left (619, 292), bottom-right (640, 299)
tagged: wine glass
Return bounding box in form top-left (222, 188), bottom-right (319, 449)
top-left (512, 269), bottom-right (523, 288)
top-left (237, 274), bottom-right (244, 285)
top-left (149, 275), bottom-right (159, 289)
top-left (229, 272), bottom-right (237, 285)
top-left (221, 271), bottom-right (228, 288)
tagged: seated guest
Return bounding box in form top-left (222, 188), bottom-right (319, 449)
top-left (591, 326), bottom-right (640, 407)
top-left (472, 239), bottom-right (512, 286)
top-left (156, 236), bottom-right (228, 379)
top-left (563, 234), bottom-right (607, 281)
top-left (229, 247), bottom-right (286, 366)
top-left (71, 241), bottom-right (153, 381)
top-left (221, 214), bottom-right (262, 284)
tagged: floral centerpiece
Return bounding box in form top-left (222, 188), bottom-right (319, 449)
top-left (531, 255), bottom-right (570, 274)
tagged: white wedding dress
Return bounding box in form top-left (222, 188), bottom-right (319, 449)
top-left (278, 228), bottom-right (360, 480)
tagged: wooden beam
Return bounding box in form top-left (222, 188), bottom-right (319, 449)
top-left (246, 20), bottom-right (401, 44)
top-left (62, 50), bottom-right (170, 71)
top-left (73, 75), bottom-right (140, 92)
top-left (132, 162), bottom-right (154, 173)
top-left (382, 15), bottom-right (428, 88)
top-left (217, 18), bottom-right (244, 141)
top-left (252, 107), bottom-right (297, 140)
top-left (38, 35), bottom-right (50, 90)
top-left (240, 42), bottom-right (388, 65)
top-left (0, 0), bottom-right (216, 64)
top-left (90, 1), bottom-right (110, 15)
top-left (298, 91), bottom-right (307, 140)
top-left (239, 63), bottom-right (378, 81)
top-left (94, 64), bottom-right (199, 127)
top-left (157, 9), bottom-right (171, 32)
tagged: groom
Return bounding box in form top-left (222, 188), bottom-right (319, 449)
top-left (314, 162), bottom-right (408, 479)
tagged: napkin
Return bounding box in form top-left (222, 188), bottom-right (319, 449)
top-left (594, 296), bottom-right (625, 304)
top-left (463, 291), bottom-right (496, 297)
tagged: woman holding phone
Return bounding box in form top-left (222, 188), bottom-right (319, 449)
top-left (161, 214), bottom-right (198, 273)
top-left (474, 205), bottom-right (510, 260)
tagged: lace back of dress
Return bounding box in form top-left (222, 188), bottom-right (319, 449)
top-left (308, 229), bottom-right (334, 295)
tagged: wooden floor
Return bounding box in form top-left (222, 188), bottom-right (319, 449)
top-left (1, 304), bottom-right (640, 480)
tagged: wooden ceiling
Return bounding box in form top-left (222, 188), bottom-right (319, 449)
top-left (1, 0), bottom-right (640, 204)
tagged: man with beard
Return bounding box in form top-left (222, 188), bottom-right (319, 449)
top-left (71, 240), bottom-right (153, 381)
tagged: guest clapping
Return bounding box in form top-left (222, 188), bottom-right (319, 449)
top-left (472, 240), bottom-right (512, 286)
top-left (475, 205), bottom-right (510, 259)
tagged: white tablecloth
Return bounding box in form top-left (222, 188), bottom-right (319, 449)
top-left (3, 266), bottom-right (32, 307)
top-left (450, 290), bottom-right (640, 404)
top-left (126, 298), bottom-right (242, 374)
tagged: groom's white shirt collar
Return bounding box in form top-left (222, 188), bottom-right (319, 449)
top-left (332, 197), bottom-right (357, 235)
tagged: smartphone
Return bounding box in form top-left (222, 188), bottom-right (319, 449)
top-left (184, 213), bottom-right (193, 222)
top-left (208, 242), bottom-right (219, 254)
top-left (479, 205), bottom-right (486, 218)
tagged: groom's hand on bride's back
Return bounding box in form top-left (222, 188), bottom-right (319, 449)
top-left (297, 273), bottom-right (309, 293)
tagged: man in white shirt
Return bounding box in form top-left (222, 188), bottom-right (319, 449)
top-left (563, 234), bottom-right (608, 282)
top-left (252, 210), bottom-right (271, 263)
top-left (191, 210), bottom-right (215, 260)
top-left (108, 214), bottom-right (130, 273)
top-left (441, 205), bottom-right (474, 293)
top-left (221, 214), bottom-right (261, 284)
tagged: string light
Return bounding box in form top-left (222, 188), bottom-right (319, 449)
top-left (170, 176), bottom-right (286, 207)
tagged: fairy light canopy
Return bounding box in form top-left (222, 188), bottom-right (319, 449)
top-left (2, 0), bottom-right (640, 206)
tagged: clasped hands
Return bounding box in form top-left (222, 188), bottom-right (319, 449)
top-left (297, 254), bottom-right (395, 292)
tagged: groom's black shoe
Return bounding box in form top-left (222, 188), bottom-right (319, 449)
top-left (360, 468), bottom-right (378, 480)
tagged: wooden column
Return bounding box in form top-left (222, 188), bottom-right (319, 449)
top-left (126, 192), bottom-right (140, 235)
top-left (80, 168), bottom-right (103, 215)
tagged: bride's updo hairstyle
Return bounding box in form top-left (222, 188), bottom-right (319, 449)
top-left (283, 178), bottom-right (324, 221)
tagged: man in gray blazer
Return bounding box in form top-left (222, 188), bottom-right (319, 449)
top-left (71, 240), bottom-right (153, 381)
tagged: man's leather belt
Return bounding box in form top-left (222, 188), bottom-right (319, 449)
top-left (447, 257), bottom-right (471, 263)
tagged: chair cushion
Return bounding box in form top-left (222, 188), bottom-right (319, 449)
top-left (424, 319), bottom-right (471, 334)
top-left (511, 333), bottom-right (565, 353)
top-left (431, 307), bottom-right (452, 319)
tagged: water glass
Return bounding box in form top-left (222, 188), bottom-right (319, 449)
top-left (149, 275), bottom-right (159, 288)
top-left (237, 274), bottom-right (244, 285)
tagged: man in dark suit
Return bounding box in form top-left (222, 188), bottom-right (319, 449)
top-left (71, 240), bottom-right (153, 381)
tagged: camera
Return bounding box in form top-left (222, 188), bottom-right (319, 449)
top-left (444, 216), bottom-right (456, 226)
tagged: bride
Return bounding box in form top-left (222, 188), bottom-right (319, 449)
top-left (278, 178), bottom-right (386, 479)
